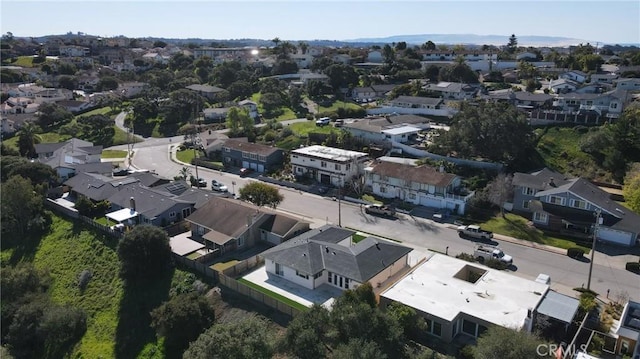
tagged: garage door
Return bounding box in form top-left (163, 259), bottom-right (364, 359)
top-left (242, 161), bottom-right (249, 168)
top-left (249, 162), bottom-right (258, 171)
top-left (420, 195), bottom-right (442, 209)
top-left (257, 164), bottom-right (264, 173)
top-left (598, 228), bottom-right (634, 246)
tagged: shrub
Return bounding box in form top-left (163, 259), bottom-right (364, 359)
top-left (486, 258), bottom-right (509, 270)
top-left (78, 270), bottom-right (92, 291)
top-left (567, 247), bottom-right (585, 259)
top-left (456, 253), bottom-right (476, 262)
top-left (625, 262), bottom-right (640, 273)
top-left (458, 345), bottom-right (475, 359)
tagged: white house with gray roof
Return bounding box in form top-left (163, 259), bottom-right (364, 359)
top-left (390, 96), bottom-right (444, 110)
top-left (290, 145), bottom-right (369, 186)
top-left (35, 138), bottom-right (110, 180)
top-left (343, 114), bottom-right (432, 145)
top-left (261, 225), bottom-right (412, 291)
top-left (423, 82), bottom-right (479, 100)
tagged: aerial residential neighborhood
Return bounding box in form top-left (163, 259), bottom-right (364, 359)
top-left (1, 2), bottom-right (640, 358)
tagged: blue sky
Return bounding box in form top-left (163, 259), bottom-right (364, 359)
top-left (1, 1), bottom-right (639, 44)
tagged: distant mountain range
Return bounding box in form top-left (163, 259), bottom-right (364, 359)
top-left (344, 34), bottom-right (596, 47)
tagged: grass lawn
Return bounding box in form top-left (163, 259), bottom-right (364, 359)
top-left (77, 106), bottom-right (112, 118)
top-left (318, 100), bottom-right (362, 113)
top-left (101, 150), bottom-right (128, 159)
top-left (274, 107), bottom-right (298, 121)
top-left (535, 127), bottom-right (603, 180)
top-left (352, 234), bottom-right (367, 243)
top-left (288, 121), bottom-right (340, 136)
top-left (31, 215), bottom-right (124, 358)
top-left (478, 213), bottom-right (590, 251)
top-left (211, 260), bottom-right (240, 272)
top-left (176, 149), bottom-right (205, 164)
top-left (237, 278), bottom-right (308, 312)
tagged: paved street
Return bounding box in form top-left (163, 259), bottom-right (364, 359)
top-left (109, 129), bottom-right (640, 301)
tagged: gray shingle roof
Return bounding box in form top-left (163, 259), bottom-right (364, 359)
top-left (392, 96), bottom-right (443, 106)
top-left (512, 168), bottom-right (569, 190)
top-left (64, 172), bottom-right (139, 201)
top-left (261, 226), bottom-right (412, 282)
top-left (370, 161), bottom-right (458, 187)
top-left (222, 138), bottom-right (282, 157)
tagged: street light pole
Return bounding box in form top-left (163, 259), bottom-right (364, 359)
top-left (587, 207), bottom-right (602, 291)
top-left (338, 180), bottom-right (342, 227)
top-left (231, 181), bottom-right (236, 197)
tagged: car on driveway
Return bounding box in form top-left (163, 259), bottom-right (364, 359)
top-left (211, 180), bottom-right (228, 192)
top-left (239, 168), bottom-right (252, 177)
top-left (192, 177), bottom-right (207, 188)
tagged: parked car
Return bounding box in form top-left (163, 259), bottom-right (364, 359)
top-left (457, 225), bottom-right (493, 240)
top-left (334, 119), bottom-right (344, 127)
top-left (211, 180), bottom-right (228, 192)
top-left (364, 204), bottom-right (396, 217)
top-left (239, 168), bottom-right (252, 177)
top-left (191, 177), bottom-right (207, 188)
top-left (315, 117), bottom-right (331, 126)
top-left (474, 245), bottom-right (513, 265)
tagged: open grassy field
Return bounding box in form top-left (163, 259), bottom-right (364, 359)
top-left (318, 100), bottom-right (362, 113)
top-left (101, 149), bottom-right (128, 159)
top-left (478, 213), bottom-right (591, 252)
top-left (288, 121), bottom-right (340, 136)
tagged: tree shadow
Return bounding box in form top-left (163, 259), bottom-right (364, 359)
top-left (114, 268), bottom-right (174, 359)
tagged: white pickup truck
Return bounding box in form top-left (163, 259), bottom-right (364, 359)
top-left (457, 225), bottom-right (493, 240)
top-left (474, 245), bottom-right (513, 265)
top-left (364, 204), bottom-right (396, 217)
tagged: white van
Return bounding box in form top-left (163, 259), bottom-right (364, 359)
top-left (315, 117), bottom-right (330, 126)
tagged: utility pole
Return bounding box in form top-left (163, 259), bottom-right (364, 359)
top-left (338, 179), bottom-right (342, 227)
top-left (587, 207), bottom-right (602, 291)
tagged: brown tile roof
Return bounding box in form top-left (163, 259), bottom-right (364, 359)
top-left (185, 197), bottom-right (262, 237)
top-left (370, 161), bottom-right (457, 187)
top-left (222, 138), bottom-right (282, 157)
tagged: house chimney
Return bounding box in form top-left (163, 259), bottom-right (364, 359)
top-left (549, 177), bottom-right (555, 187)
top-left (129, 197), bottom-right (135, 211)
top-left (439, 165), bottom-right (445, 173)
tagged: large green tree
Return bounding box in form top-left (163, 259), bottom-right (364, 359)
top-left (16, 122), bottom-right (42, 158)
top-left (473, 326), bottom-right (545, 359)
top-left (431, 102), bottom-right (535, 169)
top-left (238, 182), bottom-right (284, 208)
top-left (1, 175), bottom-right (46, 238)
top-left (117, 225), bottom-right (173, 282)
top-left (36, 102), bottom-right (73, 129)
top-left (184, 315), bottom-right (275, 359)
top-left (623, 164), bottom-right (640, 214)
top-left (150, 292), bottom-right (215, 356)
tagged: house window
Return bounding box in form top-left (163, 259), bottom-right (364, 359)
top-left (296, 271), bottom-right (309, 279)
top-left (533, 212), bottom-right (548, 223)
top-left (258, 155), bottom-right (266, 162)
top-left (242, 152), bottom-right (249, 158)
top-left (335, 164), bottom-right (341, 171)
top-left (197, 226), bottom-right (205, 235)
top-left (275, 263), bottom-right (283, 276)
top-left (169, 211), bottom-right (176, 218)
top-left (522, 187), bottom-right (535, 195)
top-left (297, 167), bottom-right (303, 173)
top-left (328, 271), bottom-right (332, 283)
top-left (431, 321), bottom-right (442, 337)
top-left (237, 237), bottom-right (245, 247)
top-left (523, 201), bottom-right (530, 209)
top-left (321, 161), bottom-right (327, 168)
top-left (224, 147), bottom-right (230, 152)
top-left (408, 193), bottom-right (416, 200)
top-left (380, 186), bottom-right (387, 193)
top-left (571, 199), bottom-right (587, 209)
top-left (344, 278), bottom-right (350, 289)
top-left (548, 196), bottom-right (565, 205)
top-left (313, 272), bottom-right (322, 279)
top-left (380, 175), bottom-right (388, 182)
top-left (346, 164), bottom-right (351, 171)
top-left (462, 319), bottom-right (477, 336)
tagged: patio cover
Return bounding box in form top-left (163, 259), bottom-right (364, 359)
top-left (203, 230), bottom-right (234, 246)
top-left (170, 233), bottom-right (205, 256)
top-left (536, 290), bottom-right (580, 324)
top-left (106, 208), bottom-right (138, 223)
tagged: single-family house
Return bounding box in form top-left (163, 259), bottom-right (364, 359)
top-left (1, 117), bottom-right (16, 135)
top-left (614, 78), bottom-right (640, 91)
top-left (238, 99), bottom-right (259, 119)
top-left (343, 114), bottom-right (432, 144)
top-left (367, 51), bottom-right (383, 63)
top-left (59, 45), bottom-right (90, 57)
top-left (192, 47), bottom-right (258, 64)
top-left (516, 52), bottom-right (538, 61)
top-left (548, 78), bottom-right (579, 94)
top-left (261, 225), bottom-right (412, 291)
top-left (107, 182), bottom-right (201, 227)
top-left (64, 172), bottom-right (140, 202)
top-left (116, 82), bottom-right (147, 98)
top-left (290, 145), bottom-right (369, 186)
top-left (185, 84), bottom-right (227, 101)
top-left (613, 300), bottom-right (640, 357)
top-left (351, 84), bottom-right (398, 101)
top-left (380, 253), bottom-right (570, 344)
top-left (221, 138), bottom-right (284, 173)
top-left (390, 96), bottom-right (444, 110)
top-left (364, 159), bottom-right (472, 215)
top-left (34, 88), bottom-right (73, 104)
top-left (35, 138), bottom-right (110, 180)
top-left (511, 168), bottom-right (640, 246)
top-left (560, 70), bottom-right (588, 84)
top-left (590, 73), bottom-right (618, 84)
top-left (482, 90), bottom-right (553, 109)
top-left (56, 100), bottom-right (93, 113)
top-left (421, 51), bottom-right (497, 62)
top-left (424, 82), bottom-right (478, 100)
top-left (332, 54), bottom-right (352, 65)
top-left (291, 53), bottom-right (313, 69)
top-left (552, 89), bottom-right (628, 119)
top-left (185, 197), bottom-right (310, 255)
top-left (203, 107), bottom-right (230, 122)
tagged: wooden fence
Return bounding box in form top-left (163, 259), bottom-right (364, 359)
top-left (174, 255), bottom-right (219, 282)
top-left (222, 255), bottom-right (263, 277)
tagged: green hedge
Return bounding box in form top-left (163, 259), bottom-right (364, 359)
top-left (626, 262), bottom-right (640, 273)
top-left (567, 247), bottom-right (585, 259)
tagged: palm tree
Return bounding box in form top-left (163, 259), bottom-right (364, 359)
top-left (298, 41), bottom-right (308, 54)
top-left (177, 166), bottom-right (192, 181)
top-left (271, 37), bottom-right (281, 48)
top-left (17, 121), bottom-right (42, 158)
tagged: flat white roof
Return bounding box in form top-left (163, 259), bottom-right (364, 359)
top-left (381, 126), bottom-right (421, 135)
top-left (170, 232), bottom-right (205, 256)
top-left (292, 145), bottom-right (368, 162)
top-left (106, 208), bottom-right (138, 222)
top-left (381, 253), bottom-right (548, 328)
